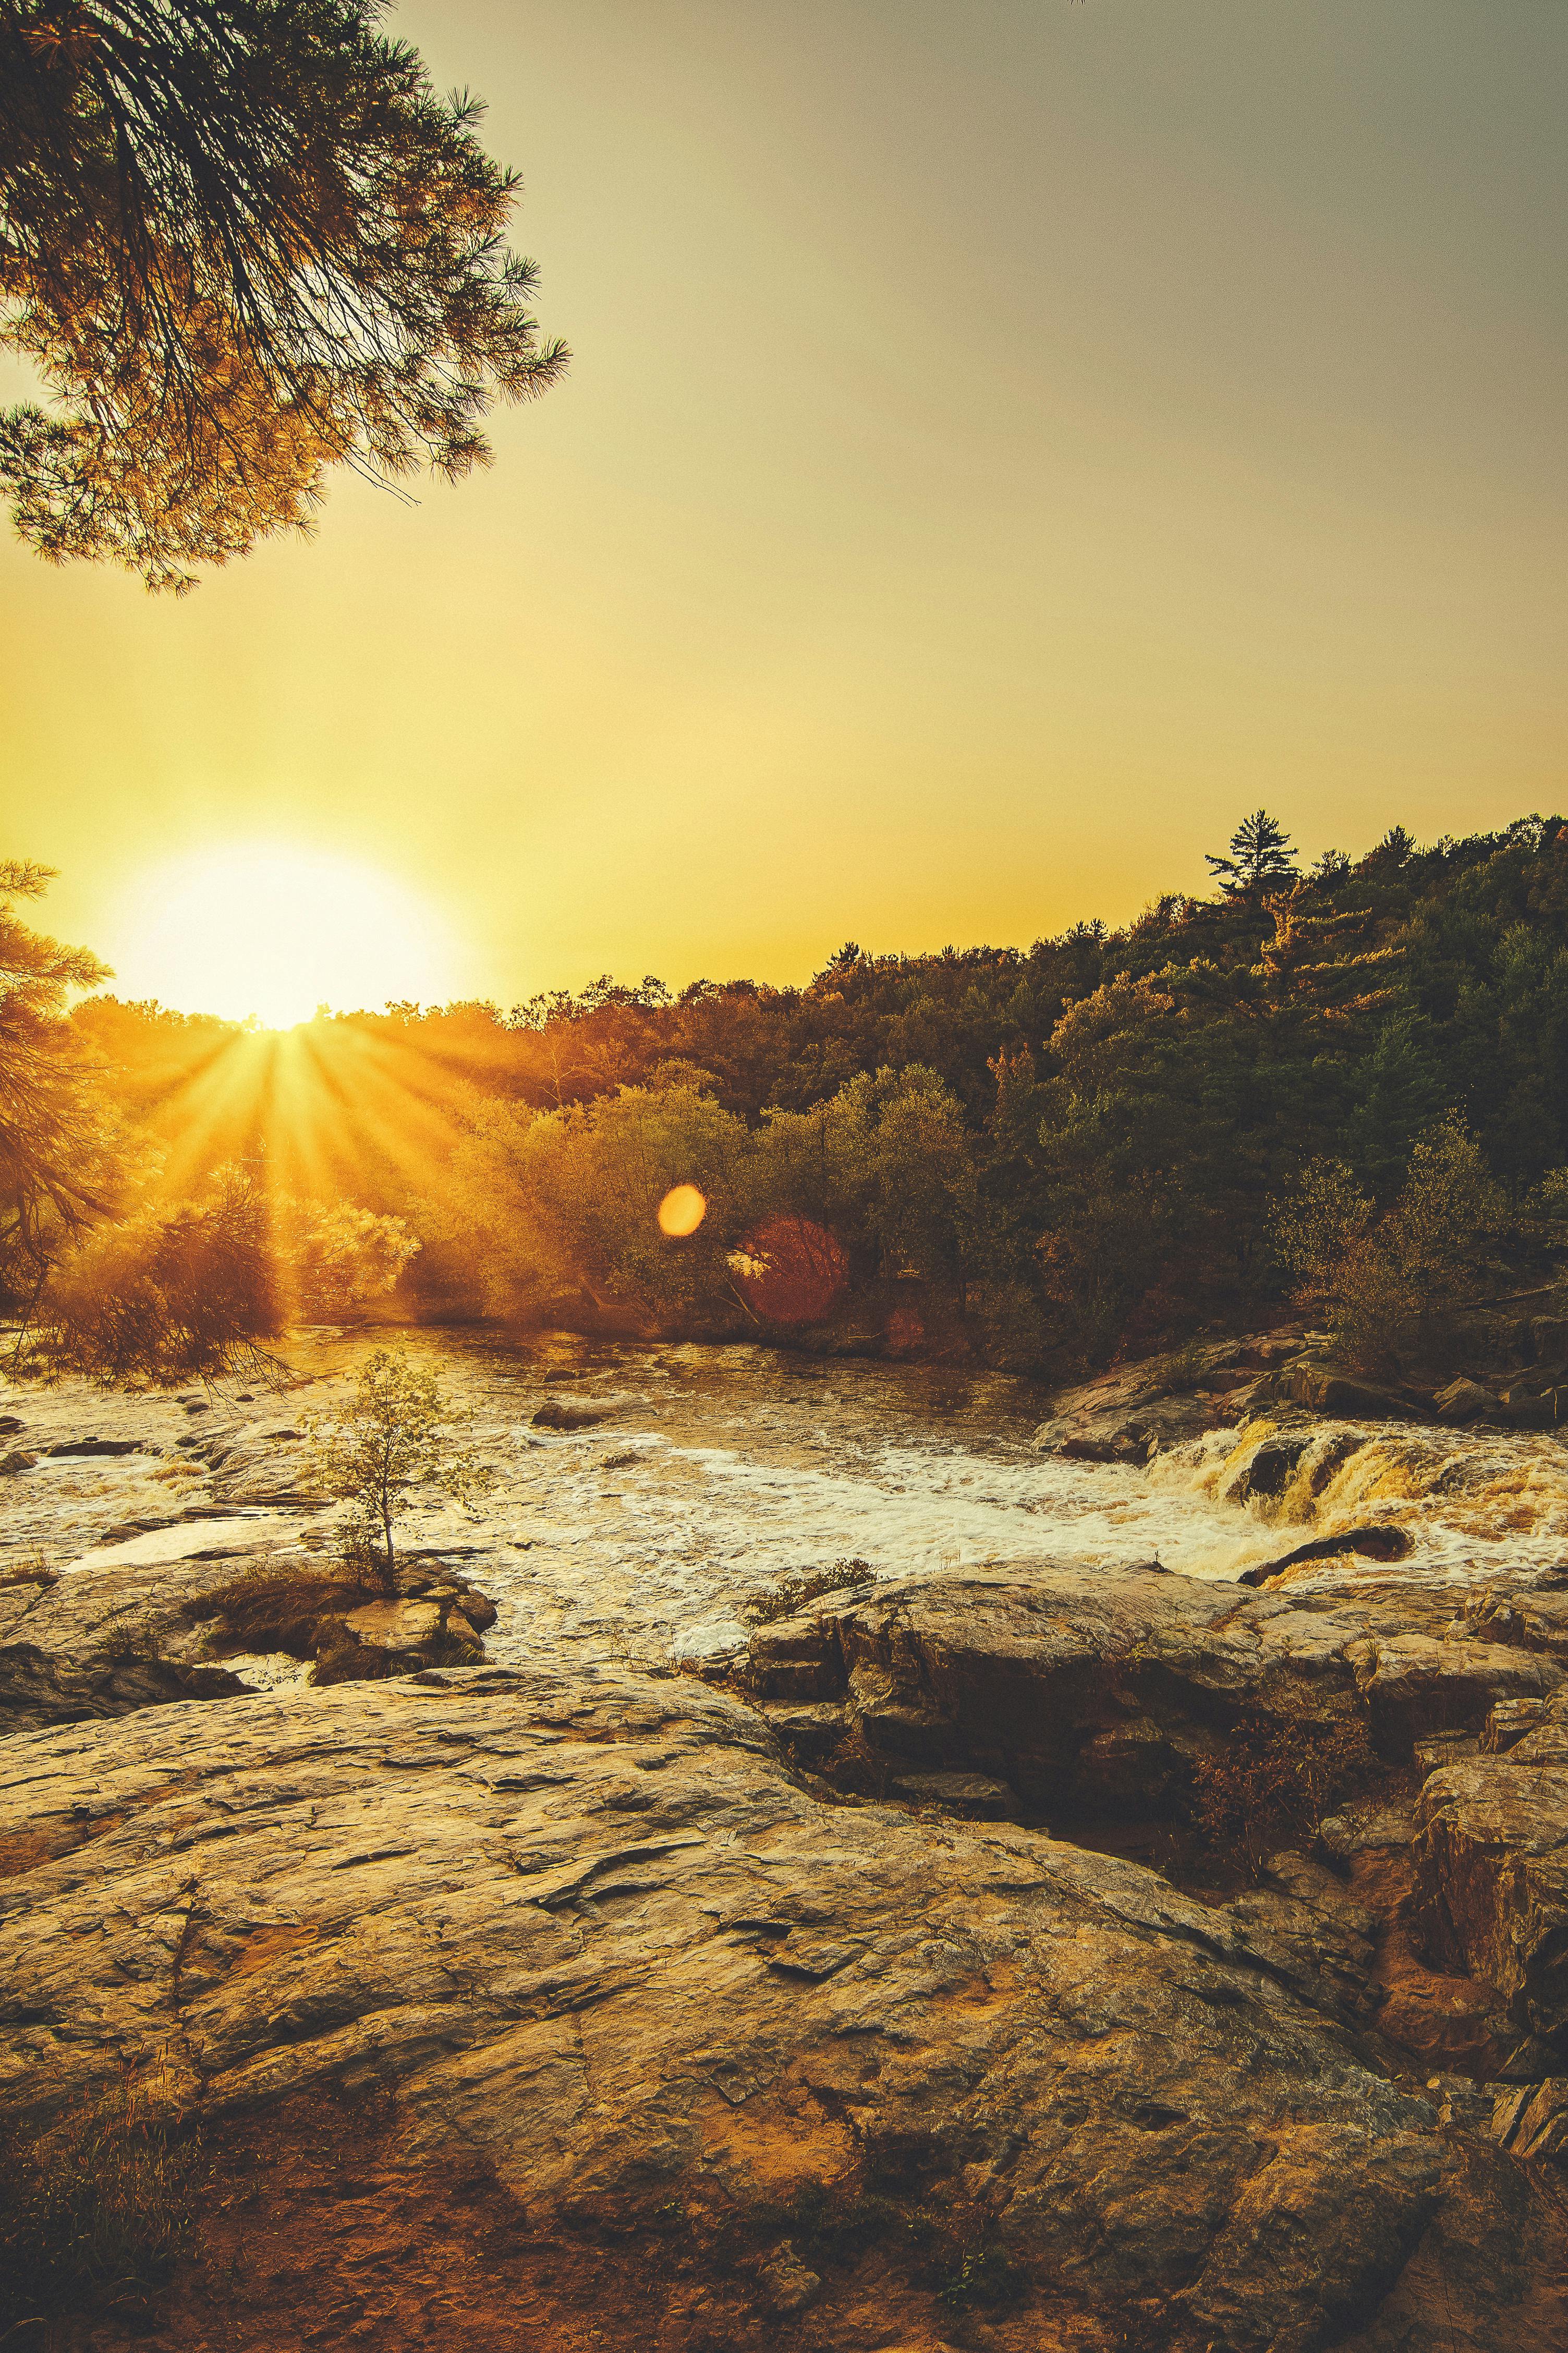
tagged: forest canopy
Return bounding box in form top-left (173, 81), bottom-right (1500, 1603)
top-left (10, 812), bottom-right (1568, 1382)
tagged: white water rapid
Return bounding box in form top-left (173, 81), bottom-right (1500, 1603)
top-left (5, 1331), bottom-right (1566, 1684)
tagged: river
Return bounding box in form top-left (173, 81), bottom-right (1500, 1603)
top-left (5, 1328), bottom-right (1568, 1685)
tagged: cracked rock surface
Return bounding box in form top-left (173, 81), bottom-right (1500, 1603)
top-left (728, 1564), bottom-right (1568, 1810)
top-left (3, 1660), bottom-right (1566, 2350)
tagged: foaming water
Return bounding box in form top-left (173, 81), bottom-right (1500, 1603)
top-left (8, 1335), bottom-right (1568, 1683)
top-left (1156, 1416), bottom-right (1568, 1584)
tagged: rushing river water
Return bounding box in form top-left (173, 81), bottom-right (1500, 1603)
top-left (6, 1329), bottom-right (1568, 1686)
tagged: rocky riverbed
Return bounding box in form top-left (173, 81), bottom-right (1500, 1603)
top-left (6, 1328), bottom-right (1568, 2348)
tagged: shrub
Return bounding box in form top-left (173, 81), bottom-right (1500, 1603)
top-left (1186, 1714), bottom-right (1370, 1877)
top-left (937, 2243), bottom-right (1026, 2310)
top-left (0, 1549), bottom-right (56, 1590)
top-left (743, 1558), bottom-right (876, 1624)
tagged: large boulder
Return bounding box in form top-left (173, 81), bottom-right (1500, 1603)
top-left (726, 1564), bottom-right (1567, 1812)
top-left (1, 1662), bottom-right (1564, 2351)
top-left (1412, 1688), bottom-right (1568, 2066)
top-left (1286, 1365), bottom-right (1420, 1420)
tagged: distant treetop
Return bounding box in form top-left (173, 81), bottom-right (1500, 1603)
top-left (1205, 810), bottom-right (1299, 898)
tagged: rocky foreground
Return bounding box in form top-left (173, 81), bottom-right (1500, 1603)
top-left (7, 1546), bottom-right (1568, 2349)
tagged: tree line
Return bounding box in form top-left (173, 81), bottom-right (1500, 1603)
top-left (8, 811), bottom-right (1568, 1382)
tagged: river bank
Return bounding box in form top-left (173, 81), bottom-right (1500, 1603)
top-left (6, 1330), bottom-right (1568, 2348)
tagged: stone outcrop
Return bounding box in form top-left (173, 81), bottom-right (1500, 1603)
top-left (3, 1661), bottom-right (1565, 2351)
top-left (0, 1542), bottom-right (497, 1732)
top-left (1031, 1334), bottom-right (1300, 1460)
top-left (1411, 1686), bottom-right (1568, 2068)
top-left (1033, 1299), bottom-right (1568, 1458)
top-left (725, 1564), bottom-right (1568, 1817)
top-left (0, 1553), bottom-right (252, 1730)
top-left (1283, 1366), bottom-right (1420, 1420)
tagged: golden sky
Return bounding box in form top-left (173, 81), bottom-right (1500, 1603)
top-left (5, 0), bottom-right (1565, 1019)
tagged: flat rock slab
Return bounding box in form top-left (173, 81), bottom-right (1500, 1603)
top-left (1, 1662), bottom-right (1563, 2350)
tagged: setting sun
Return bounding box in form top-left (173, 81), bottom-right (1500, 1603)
top-left (107, 844), bottom-right (462, 1028)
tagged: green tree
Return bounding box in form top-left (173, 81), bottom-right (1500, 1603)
top-left (1205, 810), bottom-right (1298, 898)
top-left (0, 858), bottom-right (113, 1307)
top-left (758, 1065), bottom-right (977, 1286)
top-left (307, 1348), bottom-right (484, 1587)
top-left (1395, 1116), bottom-right (1506, 1307)
top-left (1, 0), bottom-right (567, 590)
top-left (1275, 1120), bottom-right (1505, 1371)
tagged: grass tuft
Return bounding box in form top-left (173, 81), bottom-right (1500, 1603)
top-left (0, 2070), bottom-right (205, 2328)
top-left (743, 1558), bottom-right (877, 1624)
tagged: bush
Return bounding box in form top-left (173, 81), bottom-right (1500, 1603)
top-left (1187, 1714), bottom-right (1370, 1878)
top-left (743, 1558), bottom-right (876, 1624)
top-left (937, 2243), bottom-right (1026, 2310)
top-left (0, 2071), bottom-right (205, 2327)
top-left (277, 1198), bottom-right (419, 1320)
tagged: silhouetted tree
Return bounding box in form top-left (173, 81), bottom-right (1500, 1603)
top-left (0, 0), bottom-right (567, 589)
top-left (1205, 810), bottom-right (1298, 898)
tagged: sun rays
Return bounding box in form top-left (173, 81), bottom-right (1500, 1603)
top-left (109, 1013), bottom-right (492, 1229)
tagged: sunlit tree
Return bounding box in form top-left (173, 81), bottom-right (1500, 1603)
top-left (307, 1348), bottom-right (487, 1587)
top-left (0, 0), bottom-right (567, 590)
top-left (0, 859), bottom-right (112, 1308)
top-left (35, 1160), bottom-right (278, 1382)
top-left (35, 1164), bottom-right (423, 1382)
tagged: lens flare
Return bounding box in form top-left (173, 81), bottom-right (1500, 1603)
top-left (657, 1185), bottom-right (707, 1237)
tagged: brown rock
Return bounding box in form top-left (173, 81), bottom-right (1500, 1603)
top-left (1433, 1378), bottom-right (1499, 1424)
top-left (0, 1547), bottom-right (498, 1731)
top-left (1411, 1691), bottom-right (1568, 2061)
top-left (2, 1662), bottom-right (1564, 2350)
top-left (1288, 1365), bottom-right (1418, 1419)
top-left (733, 1564), bottom-right (1559, 1814)
top-left (531, 1390), bottom-right (650, 1431)
top-left (1491, 2078), bottom-right (1568, 2162)
top-left (0, 1547), bottom-right (256, 1731)
top-left (1343, 1628), bottom-right (1563, 1760)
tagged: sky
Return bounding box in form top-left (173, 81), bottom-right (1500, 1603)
top-left (4, 0), bottom-right (1566, 1018)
